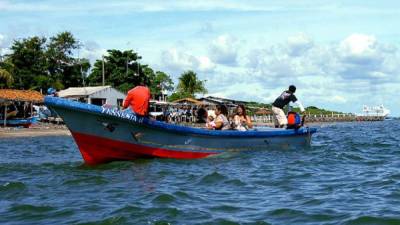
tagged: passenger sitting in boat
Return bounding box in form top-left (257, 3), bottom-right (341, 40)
top-left (206, 115), bottom-right (216, 129)
top-left (233, 104), bottom-right (253, 131)
top-left (209, 104), bottom-right (230, 130)
top-left (122, 80), bottom-right (151, 117)
top-left (196, 106), bottom-right (208, 123)
top-left (207, 107), bottom-right (216, 120)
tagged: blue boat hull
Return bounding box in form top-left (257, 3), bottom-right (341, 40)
top-left (44, 97), bottom-right (317, 164)
top-left (0, 117), bottom-right (37, 128)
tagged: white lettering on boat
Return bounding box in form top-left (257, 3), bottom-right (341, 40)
top-left (101, 108), bottom-right (144, 123)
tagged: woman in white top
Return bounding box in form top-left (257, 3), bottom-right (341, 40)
top-left (233, 104), bottom-right (253, 131)
top-left (209, 104), bottom-right (230, 130)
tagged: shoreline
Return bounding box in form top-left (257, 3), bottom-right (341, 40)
top-left (0, 124), bottom-right (71, 138)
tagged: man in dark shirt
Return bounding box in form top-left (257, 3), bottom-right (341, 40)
top-left (272, 85), bottom-right (305, 128)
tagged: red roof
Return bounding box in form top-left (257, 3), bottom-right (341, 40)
top-left (0, 89), bottom-right (44, 102)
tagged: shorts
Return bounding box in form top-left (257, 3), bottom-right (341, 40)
top-left (123, 107), bottom-right (138, 116)
top-left (272, 106), bottom-right (287, 126)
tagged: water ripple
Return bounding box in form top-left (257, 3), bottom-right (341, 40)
top-left (0, 121), bottom-right (400, 224)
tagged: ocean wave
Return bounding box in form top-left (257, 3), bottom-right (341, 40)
top-left (0, 121), bottom-right (399, 224)
top-left (342, 216), bottom-right (400, 225)
top-left (197, 171), bottom-right (228, 185)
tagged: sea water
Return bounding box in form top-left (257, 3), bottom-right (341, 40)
top-left (1, 121), bottom-right (400, 224)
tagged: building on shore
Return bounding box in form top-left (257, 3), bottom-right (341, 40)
top-left (58, 86), bottom-right (126, 107)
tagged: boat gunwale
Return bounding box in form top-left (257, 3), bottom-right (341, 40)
top-left (44, 96), bottom-right (316, 138)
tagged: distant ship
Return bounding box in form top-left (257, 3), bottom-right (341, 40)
top-left (357, 105), bottom-right (390, 119)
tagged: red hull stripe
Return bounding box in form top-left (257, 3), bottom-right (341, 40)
top-left (71, 131), bottom-right (217, 165)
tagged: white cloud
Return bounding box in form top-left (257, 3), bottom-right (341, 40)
top-left (340, 34), bottom-right (376, 56)
top-left (3, 0), bottom-right (397, 15)
top-left (337, 34), bottom-right (382, 67)
top-left (84, 40), bottom-right (101, 52)
top-left (209, 35), bottom-right (240, 66)
top-left (0, 34), bottom-right (12, 56)
top-left (158, 33), bottom-right (399, 109)
top-left (0, 0), bottom-right (55, 11)
top-left (334, 34), bottom-right (400, 81)
top-left (330, 95), bottom-right (347, 103)
top-left (0, 1), bottom-right (288, 13)
top-left (286, 33), bottom-right (314, 56)
top-left (197, 56), bottom-right (215, 72)
top-left (0, 34), bottom-right (5, 47)
top-left (181, 32), bottom-right (400, 114)
top-left (244, 33), bottom-right (400, 86)
top-left (80, 40), bottom-right (106, 64)
top-left (161, 48), bottom-right (215, 74)
top-left (207, 81), bottom-right (272, 103)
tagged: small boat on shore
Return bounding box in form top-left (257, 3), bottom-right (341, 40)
top-left (0, 117), bottom-right (37, 128)
top-left (44, 96), bottom-right (317, 165)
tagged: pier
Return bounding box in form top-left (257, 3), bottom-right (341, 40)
top-left (251, 113), bottom-right (385, 124)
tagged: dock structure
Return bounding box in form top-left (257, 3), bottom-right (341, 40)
top-left (252, 112), bottom-right (385, 124)
top-left (304, 113), bottom-right (385, 123)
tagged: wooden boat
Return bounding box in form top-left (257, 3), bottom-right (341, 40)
top-left (44, 96), bottom-right (317, 165)
top-left (0, 117), bottom-right (37, 128)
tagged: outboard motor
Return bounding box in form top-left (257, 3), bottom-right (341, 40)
top-left (287, 112), bottom-right (302, 129)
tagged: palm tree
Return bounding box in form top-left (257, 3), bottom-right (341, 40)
top-left (177, 70), bottom-right (207, 97)
top-left (0, 68), bottom-right (13, 88)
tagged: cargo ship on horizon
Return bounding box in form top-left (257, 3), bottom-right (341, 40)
top-left (356, 105), bottom-right (390, 120)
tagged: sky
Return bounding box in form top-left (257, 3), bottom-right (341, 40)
top-left (1, 0), bottom-right (400, 116)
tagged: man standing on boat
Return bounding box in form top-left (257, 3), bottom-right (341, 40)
top-left (272, 85), bottom-right (305, 128)
top-left (122, 80), bottom-right (151, 117)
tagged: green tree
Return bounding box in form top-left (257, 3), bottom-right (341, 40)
top-left (0, 58), bottom-right (15, 88)
top-left (0, 69), bottom-right (13, 88)
top-left (149, 71), bottom-right (174, 99)
top-left (8, 36), bottom-right (48, 89)
top-left (62, 58), bottom-right (90, 87)
top-left (176, 70), bottom-right (207, 97)
top-left (30, 75), bottom-right (53, 90)
top-left (46, 31), bottom-right (88, 88)
top-left (4, 31), bottom-right (89, 91)
top-left (87, 49), bottom-right (146, 93)
top-left (167, 91), bottom-right (192, 102)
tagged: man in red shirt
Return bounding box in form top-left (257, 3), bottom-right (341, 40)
top-left (122, 83), bottom-right (151, 117)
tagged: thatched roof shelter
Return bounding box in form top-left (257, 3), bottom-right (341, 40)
top-left (172, 97), bottom-right (203, 105)
top-left (0, 89), bottom-right (44, 103)
top-left (198, 96), bottom-right (245, 107)
top-left (255, 108), bottom-right (272, 115)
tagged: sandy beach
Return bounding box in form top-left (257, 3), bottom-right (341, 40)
top-left (0, 123), bottom-right (71, 138)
